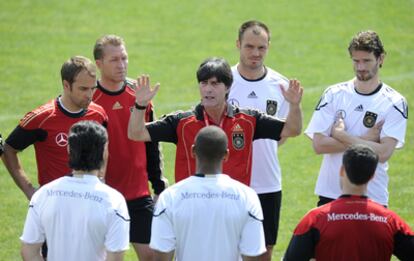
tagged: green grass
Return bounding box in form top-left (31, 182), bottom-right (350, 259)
top-left (1, 0), bottom-right (413, 259)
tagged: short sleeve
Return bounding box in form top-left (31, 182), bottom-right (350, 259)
top-left (239, 190), bottom-right (266, 256)
top-left (381, 97), bottom-right (408, 149)
top-left (305, 88), bottom-right (336, 139)
top-left (105, 197), bottom-right (130, 252)
top-left (20, 193), bottom-right (45, 244)
top-left (150, 191), bottom-right (176, 252)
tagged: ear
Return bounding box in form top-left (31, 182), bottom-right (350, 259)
top-left (95, 59), bottom-right (102, 70)
top-left (223, 149), bottom-right (230, 162)
top-left (63, 80), bottom-right (71, 91)
top-left (191, 144), bottom-right (196, 159)
top-left (339, 165), bottom-right (345, 177)
top-left (236, 39), bottom-right (241, 49)
top-left (378, 53), bottom-right (385, 67)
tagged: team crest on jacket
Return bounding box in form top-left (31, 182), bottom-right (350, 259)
top-left (266, 100), bottom-right (278, 116)
top-left (363, 111), bottom-right (377, 128)
top-left (232, 124), bottom-right (245, 150)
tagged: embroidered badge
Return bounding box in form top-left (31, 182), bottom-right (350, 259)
top-left (363, 111), bottom-right (377, 128)
top-left (266, 100), bottom-right (278, 116)
top-left (232, 124), bottom-right (245, 150)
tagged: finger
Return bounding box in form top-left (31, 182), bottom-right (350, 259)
top-left (153, 83), bottom-right (161, 93)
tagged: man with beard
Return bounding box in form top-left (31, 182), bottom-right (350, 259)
top-left (228, 20), bottom-right (292, 260)
top-left (305, 31), bottom-right (408, 207)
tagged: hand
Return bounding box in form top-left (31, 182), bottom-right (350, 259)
top-left (280, 79), bottom-right (303, 105)
top-left (361, 120), bottom-right (384, 142)
top-left (134, 75), bottom-right (160, 106)
top-left (331, 117), bottom-right (346, 138)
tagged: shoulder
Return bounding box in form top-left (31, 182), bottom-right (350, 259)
top-left (87, 102), bottom-right (108, 118)
top-left (324, 81), bottom-right (353, 95)
top-left (380, 83), bottom-right (407, 102)
top-left (266, 67), bottom-right (289, 83)
top-left (20, 99), bottom-right (56, 128)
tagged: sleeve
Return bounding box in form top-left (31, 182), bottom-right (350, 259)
top-left (150, 191), bottom-right (176, 252)
top-left (239, 190), bottom-right (266, 256)
top-left (381, 97), bottom-right (408, 149)
top-left (304, 88), bottom-right (336, 140)
top-left (0, 134), bottom-right (4, 156)
top-left (145, 106), bottom-right (166, 195)
top-left (392, 213), bottom-right (414, 260)
top-left (253, 111), bottom-right (284, 141)
top-left (283, 210), bottom-right (319, 261)
top-left (20, 192), bottom-right (46, 244)
top-left (146, 113), bottom-right (182, 144)
top-left (6, 125), bottom-right (47, 151)
top-left (105, 196), bottom-right (130, 252)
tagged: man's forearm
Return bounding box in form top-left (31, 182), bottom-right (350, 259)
top-left (3, 144), bottom-right (36, 200)
top-left (281, 103), bottom-right (302, 138)
top-left (128, 106), bottom-right (151, 141)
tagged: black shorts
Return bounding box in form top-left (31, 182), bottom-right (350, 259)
top-left (258, 191), bottom-right (282, 246)
top-left (127, 196), bottom-right (154, 244)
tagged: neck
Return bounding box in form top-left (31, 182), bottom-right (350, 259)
top-left (60, 94), bottom-right (82, 112)
top-left (99, 77), bottom-right (124, 92)
top-left (204, 102), bottom-right (226, 125)
top-left (237, 63), bottom-right (265, 80)
top-left (354, 76), bottom-right (380, 94)
top-left (196, 165), bottom-right (222, 176)
top-left (72, 169), bottom-right (99, 177)
top-left (342, 183), bottom-right (368, 196)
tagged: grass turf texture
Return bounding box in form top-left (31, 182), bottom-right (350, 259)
top-left (0, 0), bottom-right (413, 259)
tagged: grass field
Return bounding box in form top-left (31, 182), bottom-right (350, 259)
top-left (1, 0), bottom-right (413, 260)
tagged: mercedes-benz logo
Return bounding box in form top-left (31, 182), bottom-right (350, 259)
top-left (55, 133), bottom-right (68, 147)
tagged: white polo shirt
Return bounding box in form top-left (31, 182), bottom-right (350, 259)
top-left (305, 80), bottom-right (408, 205)
top-left (229, 65), bottom-right (289, 193)
top-left (150, 174), bottom-right (266, 261)
top-left (21, 175), bottom-right (130, 261)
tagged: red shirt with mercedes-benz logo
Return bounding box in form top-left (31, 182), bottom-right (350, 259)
top-left (6, 98), bottom-right (108, 186)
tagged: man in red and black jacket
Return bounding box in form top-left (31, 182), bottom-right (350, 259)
top-left (284, 144), bottom-right (414, 261)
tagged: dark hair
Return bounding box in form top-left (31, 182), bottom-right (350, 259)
top-left (194, 126), bottom-right (228, 163)
top-left (348, 31), bottom-right (386, 58)
top-left (196, 57), bottom-right (233, 88)
top-left (93, 34), bottom-right (125, 60)
top-left (238, 20), bottom-right (270, 42)
top-left (342, 145), bottom-right (379, 185)
top-left (61, 56), bottom-right (96, 86)
top-left (68, 121), bottom-right (108, 171)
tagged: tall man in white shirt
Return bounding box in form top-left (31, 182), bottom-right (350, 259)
top-left (228, 20), bottom-right (292, 260)
top-left (305, 30), bottom-right (408, 207)
top-left (20, 121), bottom-right (130, 261)
top-left (150, 126), bottom-right (266, 261)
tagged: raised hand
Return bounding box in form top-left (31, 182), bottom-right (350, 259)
top-left (134, 75), bottom-right (160, 106)
top-left (280, 79), bottom-right (303, 105)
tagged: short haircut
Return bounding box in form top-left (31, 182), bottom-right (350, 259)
top-left (60, 56), bottom-right (96, 86)
top-left (93, 34), bottom-right (125, 60)
top-left (196, 57), bottom-right (233, 88)
top-left (68, 121), bottom-right (108, 172)
top-left (238, 20), bottom-right (270, 42)
top-left (194, 126), bottom-right (228, 163)
top-left (348, 31), bottom-right (386, 58)
top-left (342, 144), bottom-right (379, 185)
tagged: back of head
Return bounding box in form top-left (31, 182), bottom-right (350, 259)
top-left (93, 34), bottom-right (125, 60)
top-left (61, 56), bottom-right (96, 85)
top-left (194, 126), bottom-right (228, 163)
top-left (68, 121), bottom-right (108, 172)
top-left (238, 20), bottom-right (270, 42)
top-left (348, 30), bottom-right (386, 58)
top-left (196, 57), bottom-right (233, 88)
top-left (342, 144), bottom-right (379, 185)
